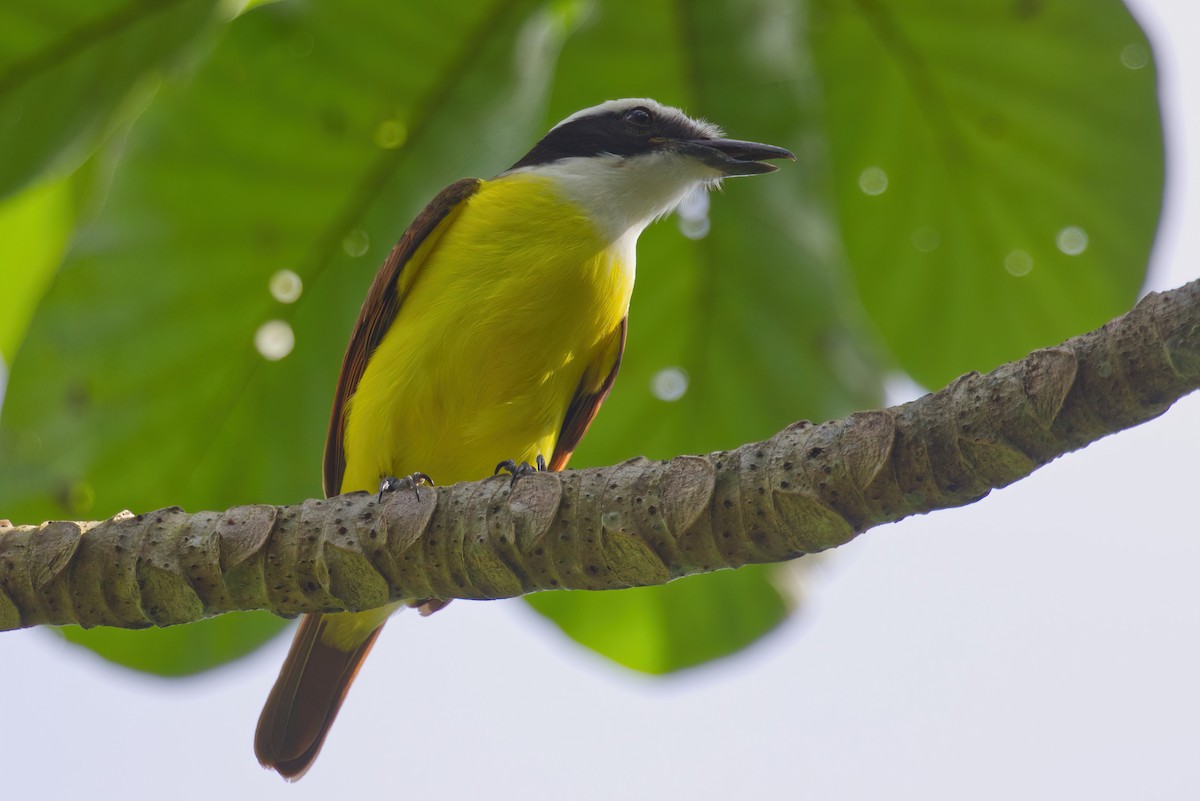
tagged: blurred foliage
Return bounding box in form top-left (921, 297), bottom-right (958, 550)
top-left (57, 610), bottom-right (289, 676)
top-left (0, 0), bottom-right (1161, 676)
top-left (813, 0), bottom-right (1163, 387)
top-left (0, 0), bottom-right (227, 198)
top-left (528, 564), bottom-right (793, 674)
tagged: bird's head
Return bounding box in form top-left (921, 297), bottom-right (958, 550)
top-left (503, 98), bottom-right (794, 239)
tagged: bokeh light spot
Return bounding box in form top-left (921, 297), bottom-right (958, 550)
top-left (255, 320), bottom-right (295, 361)
top-left (1120, 43), bottom-right (1149, 70)
top-left (342, 229), bottom-right (370, 258)
top-left (269, 269), bottom-right (303, 303)
top-left (858, 166), bottom-right (888, 196)
top-left (375, 120), bottom-right (407, 150)
top-left (676, 189), bottom-right (711, 240)
top-left (1056, 226), bottom-right (1088, 256)
top-left (1004, 249), bottom-right (1034, 277)
top-left (651, 367), bottom-right (689, 402)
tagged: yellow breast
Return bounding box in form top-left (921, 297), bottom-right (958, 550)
top-left (340, 173), bottom-right (635, 493)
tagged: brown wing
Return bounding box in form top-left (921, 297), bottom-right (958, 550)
top-left (322, 178), bottom-right (482, 497)
top-left (548, 316), bottom-right (627, 472)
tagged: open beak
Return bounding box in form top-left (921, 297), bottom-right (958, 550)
top-left (680, 137), bottom-right (796, 176)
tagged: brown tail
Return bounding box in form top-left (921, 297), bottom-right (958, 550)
top-left (254, 612), bottom-right (386, 781)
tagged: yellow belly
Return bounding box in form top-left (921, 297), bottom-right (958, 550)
top-left (339, 173), bottom-right (635, 493)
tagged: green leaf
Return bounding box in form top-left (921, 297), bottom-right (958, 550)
top-left (813, 0), bottom-right (1162, 387)
top-left (525, 0), bottom-right (880, 674)
top-left (0, 178), bottom-right (72, 363)
top-left (0, 0), bottom-right (227, 200)
top-left (57, 612), bottom-right (290, 677)
top-left (0, 0), bottom-right (577, 517)
top-left (550, 0), bottom-right (885, 444)
top-left (1, 0), bottom-right (1164, 679)
top-left (528, 565), bottom-right (791, 674)
top-left (0, 0), bottom-right (585, 672)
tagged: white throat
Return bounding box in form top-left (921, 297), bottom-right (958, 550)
top-left (504, 151), bottom-right (722, 243)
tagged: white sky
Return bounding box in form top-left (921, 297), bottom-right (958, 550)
top-left (2, 1), bottom-right (1198, 798)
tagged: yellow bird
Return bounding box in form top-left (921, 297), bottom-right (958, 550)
top-left (255, 98), bottom-right (793, 779)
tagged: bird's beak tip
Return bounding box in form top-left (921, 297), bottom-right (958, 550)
top-left (682, 137), bottom-right (795, 177)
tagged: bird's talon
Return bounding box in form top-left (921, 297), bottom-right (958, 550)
top-left (378, 472), bottom-right (434, 502)
top-left (495, 454), bottom-right (547, 487)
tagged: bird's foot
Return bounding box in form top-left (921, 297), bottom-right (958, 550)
top-left (378, 472), bottom-right (434, 502)
top-left (495, 454), bottom-right (547, 487)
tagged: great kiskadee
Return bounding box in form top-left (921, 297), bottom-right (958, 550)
top-left (254, 98), bottom-right (793, 779)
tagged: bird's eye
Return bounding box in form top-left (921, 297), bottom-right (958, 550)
top-left (624, 106), bottom-right (653, 127)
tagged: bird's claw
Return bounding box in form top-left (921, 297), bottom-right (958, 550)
top-left (494, 454), bottom-right (547, 487)
top-left (378, 472), bottom-right (434, 502)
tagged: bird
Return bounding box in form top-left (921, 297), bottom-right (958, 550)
top-left (254, 98), bottom-right (794, 779)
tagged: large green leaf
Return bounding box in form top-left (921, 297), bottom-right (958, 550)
top-left (0, 0), bottom-right (227, 200)
top-left (0, 0), bottom-right (1164, 678)
top-left (534, 0), bottom-right (879, 673)
top-left (0, 0), bottom-right (871, 676)
top-left (527, 565), bottom-right (791, 674)
top-left (813, 0), bottom-right (1162, 387)
top-left (0, 178), bottom-right (72, 362)
top-left (561, 1), bottom-right (877, 465)
top-left (0, 0), bottom-right (584, 673)
top-left (57, 611), bottom-right (289, 677)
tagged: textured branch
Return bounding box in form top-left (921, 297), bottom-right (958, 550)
top-left (2, 279), bottom-right (1197, 632)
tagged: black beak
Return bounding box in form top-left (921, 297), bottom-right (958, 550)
top-left (680, 137), bottom-right (796, 176)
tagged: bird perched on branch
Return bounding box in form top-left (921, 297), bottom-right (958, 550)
top-left (255, 98), bottom-right (793, 780)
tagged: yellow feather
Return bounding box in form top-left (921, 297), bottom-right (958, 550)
top-left (340, 172), bottom-right (634, 493)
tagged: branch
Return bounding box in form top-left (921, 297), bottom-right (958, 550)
top-left (2, 280), bottom-right (1197, 632)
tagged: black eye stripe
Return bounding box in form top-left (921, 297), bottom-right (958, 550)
top-left (509, 107), bottom-right (707, 171)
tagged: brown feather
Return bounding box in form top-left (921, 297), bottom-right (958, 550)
top-left (254, 614), bottom-right (386, 781)
top-left (549, 317), bottom-right (627, 471)
top-left (323, 177), bottom-right (483, 497)
top-left (260, 179), bottom-right (480, 780)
